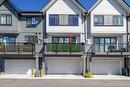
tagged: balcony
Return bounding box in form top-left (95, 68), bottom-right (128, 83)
top-left (0, 43), bottom-right (35, 55)
top-left (45, 43), bottom-right (84, 55)
top-left (85, 43), bottom-right (130, 56)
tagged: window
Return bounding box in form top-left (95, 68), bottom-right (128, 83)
top-left (49, 14), bottom-right (79, 26)
top-left (49, 15), bottom-right (59, 26)
top-left (94, 15), bottom-right (123, 26)
top-left (69, 15), bottom-right (78, 26)
top-left (93, 37), bottom-right (117, 52)
top-left (113, 15), bottom-right (123, 26)
top-left (25, 36), bottom-right (38, 43)
top-left (52, 37), bottom-right (76, 44)
top-left (2, 36), bottom-right (16, 43)
top-left (94, 15), bottom-right (104, 26)
top-left (26, 17), bottom-right (37, 28)
top-left (0, 14), bottom-right (12, 25)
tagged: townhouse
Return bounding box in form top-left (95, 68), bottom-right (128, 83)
top-left (0, 0), bottom-right (130, 76)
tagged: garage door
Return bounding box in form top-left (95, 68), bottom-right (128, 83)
top-left (5, 60), bottom-right (36, 75)
top-left (92, 60), bottom-right (122, 75)
top-left (47, 59), bottom-right (82, 74)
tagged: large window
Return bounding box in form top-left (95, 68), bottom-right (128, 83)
top-left (0, 36), bottom-right (16, 43)
top-left (93, 37), bottom-right (117, 52)
top-left (52, 37), bottom-right (76, 44)
top-left (94, 15), bottom-right (123, 26)
top-left (26, 17), bottom-right (37, 28)
top-left (49, 14), bottom-right (78, 26)
top-left (0, 14), bottom-right (12, 25)
top-left (25, 36), bottom-right (38, 43)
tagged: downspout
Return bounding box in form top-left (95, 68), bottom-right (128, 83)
top-left (126, 15), bottom-right (129, 52)
top-left (83, 12), bottom-right (89, 73)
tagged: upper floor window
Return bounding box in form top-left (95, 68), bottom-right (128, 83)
top-left (26, 17), bottom-right (37, 28)
top-left (25, 36), bottom-right (38, 44)
top-left (0, 14), bottom-right (12, 26)
top-left (52, 37), bottom-right (76, 44)
top-left (49, 14), bottom-right (79, 26)
top-left (49, 15), bottom-right (59, 26)
top-left (94, 15), bottom-right (123, 26)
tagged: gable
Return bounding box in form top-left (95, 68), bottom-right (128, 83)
top-left (0, 0), bottom-right (18, 13)
top-left (46, 0), bottom-right (82, 14)
top-left (91, 0), bottom-right (126, 15)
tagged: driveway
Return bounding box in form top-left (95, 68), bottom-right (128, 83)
top-left (0, 74), bottom-right (130, 80)
top-left (0, 79), bottom-right (130, 87)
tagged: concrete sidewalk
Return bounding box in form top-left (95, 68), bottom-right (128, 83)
top-left (0, 74), bottom-right (130, 80)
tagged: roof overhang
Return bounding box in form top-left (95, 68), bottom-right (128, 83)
top-left (116, 0), bottom-right (130, 14)
top-left (20, 12), bottom-right (43, 16)
top-left (41, 0), bottom-right (87, 13)
top-left (7, 0), bottom-right (21, 13)
top-left (87, 0), bottom-right (102, 13)
top-left (72, 0), bottom-right (87, 13)
top-left (40, 0), bottom-right (56, 13)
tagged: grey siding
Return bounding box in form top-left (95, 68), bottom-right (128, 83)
top-left (0, 1), bottom-right (44, 44)
top-left (0, 1), bottom-right (19, 33)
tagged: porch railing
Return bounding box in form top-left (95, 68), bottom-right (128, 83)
top-left (86, 43), bottom-right (130, 54)
top-left (0, 43), bottom-right (35, 54)
top-left (45, 43), bottom-right (84, 53)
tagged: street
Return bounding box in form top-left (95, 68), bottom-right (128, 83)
top-left (0, 79), bottom-right (130, 87)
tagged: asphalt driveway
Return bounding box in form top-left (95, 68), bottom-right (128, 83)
top-left (0, 79), bottom-right (130, 87)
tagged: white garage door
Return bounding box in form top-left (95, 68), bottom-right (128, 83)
top-left (5, 60), bottom-right (36, 75)
top-left (47, 59), bottom-right (82, 74)
top-left (92, 60), bottom-right (122, 75)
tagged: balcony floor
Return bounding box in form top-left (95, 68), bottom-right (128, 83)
top-left (45, 52), bottom-right (83, 56)
top-left (94, 52), bottom-right (130, 57)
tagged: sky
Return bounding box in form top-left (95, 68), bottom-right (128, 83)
top-left (76, 0), bottom-right (98, 10)
top-left (10, 0), bottom-right (130, 12)
top-left (123, 0), bottom-right (130, 7)
top-left (10, 0), bottom-right (49, 12)
top-left (10, 0), bottom-right (98, 12)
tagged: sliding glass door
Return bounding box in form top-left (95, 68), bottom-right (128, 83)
top-left (93, 37), bottom-right (117, 52)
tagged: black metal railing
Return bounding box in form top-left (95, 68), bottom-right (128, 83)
top-left (0, 42), bottom-right (35, 54)
top-left (45, 43), bottom-right (84, 53)
top-left (86, 43), bottom-right (130, 54)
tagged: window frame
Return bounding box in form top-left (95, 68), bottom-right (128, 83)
top-left (0, 14), bottom-right (12, 26)
top-left (52, 37), bottom-right (76, 44)
top-left (94, 15), bottom-right (123, 26)
top-left (69, 14), bottom-right (79, 26)
top-left (93, 37), bottom-right (117, 52)
top-left (25, 36), bottom-right (38, 44)
top-left (26, 17), bottom-right (37, 28)
top-left (49, 14), bottom-right (79, 26)
top-left (49, 14), bottom-right (59, 26)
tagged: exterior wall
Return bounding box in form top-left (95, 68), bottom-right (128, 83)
top-left (45, 0), bottom-right (84, 43)
top-left (46, 34), bottom-right (80, 43)
top-left (17, 33), bottom-right (43, 44)
top-left (18, 16), bottom-right (43, 33)
top-left (128, 17), bottom-right (130, 43)
top-left (17, 16), bottom-right (44, 43)
top-left (0, 1), bottom-right (19, 33)
top-left (91, 0), bottom-right (127, 34)
top-left (128, 17), bottom-right (130, 33)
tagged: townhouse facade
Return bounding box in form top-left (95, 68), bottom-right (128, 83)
top-left (0, 0), bottom-right (130, 76)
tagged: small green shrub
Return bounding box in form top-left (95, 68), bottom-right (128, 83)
top-left (83, 72), bottom-right (93, 78)
top-left (40, 68), bottom-right (45, 77)
top-left (32, 68), bottom-right (36, 77)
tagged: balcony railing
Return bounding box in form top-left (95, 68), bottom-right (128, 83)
top-left (45, 43), bottom-right (84, 54)
top-left (0, 43), bottom-right (35, 54)
top-left (86, 43), bottom-right (130, 54)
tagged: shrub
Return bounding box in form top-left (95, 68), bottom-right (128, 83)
top-left (40, 68), bottom-right (45, 77)
top-left (32, 68), bottom-right (36, 77)
top-left (83, 72), bottom-right (93, 78)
